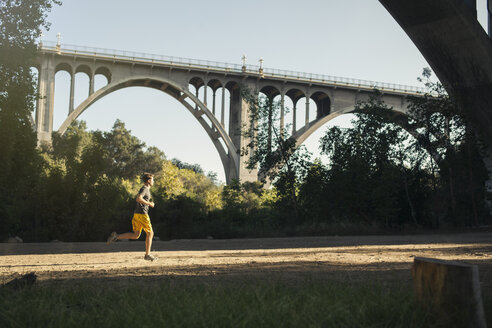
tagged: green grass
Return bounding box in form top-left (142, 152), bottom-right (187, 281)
top-left (0, 277), bottom-right (449, 327)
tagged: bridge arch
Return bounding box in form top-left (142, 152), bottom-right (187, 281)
top-left (293, 106), bottom-right (354, 147)
top-left (311, 91), bottom-right (331, 119)
top-left (207, 79), bottom-right (223, 91)
top-left (55, 62), bottom-right (72, 74)
top-left (259, 85), bottom-right (280, 100)
top-left (95, 66), bottom-right (112, 83)
top-left (75, 64), bottom-right (92, 76)
top-left (57, 75), bottom-right (239, 182)
top-left (189, 76), bottom-right (205, 89)
top-left (285, 88), bottom-right (305, 104)
top-left (293, 102), bottom-right (411, 145)
top-left (292, 104), bottom-right (441, 168)
top-left (284, 88), bottom-right (305, 132)
top-left (36, 44), bottom-right (420, 183)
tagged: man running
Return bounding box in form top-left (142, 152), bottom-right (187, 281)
top-left (107, 173), bottom-right (157, 261)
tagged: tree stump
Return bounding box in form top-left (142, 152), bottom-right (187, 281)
top-left (412, 257), bottom-right (487, 328)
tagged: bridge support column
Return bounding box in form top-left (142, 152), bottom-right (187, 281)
top-left (89, 72), bottom-right (95, 95)
top-left (195, 88), bottom-right (199, 110)
top-left (305, 94), bottom-right (310, 125)
top-left (280, 93), bottom-right (285, 135)
top-left (203, 81), bottom-right (208, 106)
top-left (212, 90), bottom-right (216, 115)
top-left (227, 83), bottom-right (257, 183)
top-left (488, 0), bottom-right (492, 36)
top-left (221, 86), bottom-right (225, 126)
top-left (36, 56), bottom-right (55, 145)
top-left (292, 102), bottom-right (297, 134)
top-left (69, 71), bottom-right (75, 114)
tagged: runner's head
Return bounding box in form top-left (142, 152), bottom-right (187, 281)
top-left (141, 173), bottom-right (154, 185)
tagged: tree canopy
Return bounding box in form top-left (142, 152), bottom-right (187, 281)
top-left (0, 0), bottom-right (61, 240)
top-left (1, 2), bottom-right (489, 241)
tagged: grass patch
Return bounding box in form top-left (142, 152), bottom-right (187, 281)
top-left (0, 277), bottom-right (446, 327)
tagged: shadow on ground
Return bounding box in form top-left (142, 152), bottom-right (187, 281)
top-left (1, 232), bottom-right (491, 255)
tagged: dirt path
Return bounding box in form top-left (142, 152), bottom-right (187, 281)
top-left (1, 232), bottom-right (492, 294)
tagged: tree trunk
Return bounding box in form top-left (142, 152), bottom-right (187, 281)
top-left (444, 117), bottom-right (457, 223)
top-left (449, 167), bottom-right (457, 224)
top-left (412, 257), bottom-right (487, 328)
top-left (403, 172), bottom-right (419, 226)
top-left (466, 130), bottom-right (479, 226)
top-left (287, 166), bottom-right (299, 223)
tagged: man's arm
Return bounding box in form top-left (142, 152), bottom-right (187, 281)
top-left (136, 194), bottom-right (155, 208)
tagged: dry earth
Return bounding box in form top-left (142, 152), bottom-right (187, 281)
top-left (1, 232), bottom-right (491, 296)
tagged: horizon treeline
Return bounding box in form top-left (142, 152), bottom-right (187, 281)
top-left (1, 86), bottom-right (491, 242)
top-left (1, 0), bottom-right (491, 242)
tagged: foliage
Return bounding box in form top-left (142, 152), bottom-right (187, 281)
top-left (241, 87), bottom-right (311, 224)
top-left (34, 119), bottom-right (226, 241)
top-left (317, 93), bottom-right (425, 227)
top-left (241, 88), bottom-right (311, 182)
top-left (0, 0), bottom-right (60, 240)
top-left (2, 16), bottom-right (489, 244)
top-left (298, 159), bottom-right (330, 225)
top-left (406, 69), bottom-right (489, 226)
top-left (101, 119), bottom-right (166, 179)
top-left (171, 158), bottom-right (204, 175)
top-left (314, 70), bottom-right (489, 229)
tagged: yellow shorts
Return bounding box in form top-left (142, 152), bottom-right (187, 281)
top-left (132, 213), bottom-right (153, 233)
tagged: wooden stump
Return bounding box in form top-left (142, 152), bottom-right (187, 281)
top-left (412, 257), bottom-right (487, 328)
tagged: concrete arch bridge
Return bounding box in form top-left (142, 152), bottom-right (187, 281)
top-left (34, 41), bottom-right (424, 184)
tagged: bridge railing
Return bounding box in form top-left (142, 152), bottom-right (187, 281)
top-left (39, 41), bottom-right (427, 94)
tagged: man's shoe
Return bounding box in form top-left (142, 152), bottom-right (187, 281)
top-left (107, 232), bottom-right (117, 245)
top-left (144, 254), bottom-right (156, 261)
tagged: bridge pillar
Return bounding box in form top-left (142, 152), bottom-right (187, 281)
top-left (203, 79), bottom-right (208, 106)
top-left (35, 55), bottom-right (55, 145)
top-left (488, 0), bottom-right (492, 36)
top-left (227, 82), bottom-right (258, 183)
top-left (305, 96), bottom-right (310, 125)
top-left (221, 86), bottom-right (225, 126)
top-left (212, 90), bottom-right (216, 115)
top-left (280, 93), bottom-right (285, 135)
top-left (292, 102), bottom-right (297, 134)
top-left (89, 71), bottom-right (95, 96)
top-left (69, 71), bottom-right (75, 114)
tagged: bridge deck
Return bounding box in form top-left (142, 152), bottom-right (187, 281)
top-left (39, 41), bottom-right (425, 96)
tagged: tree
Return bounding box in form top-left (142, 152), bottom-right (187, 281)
top-left (406, 69), bottom-right (489, 226)
top-left (143, 146), bottom-right (167, 174)
top-left (171, 158), bottom-right (204, 174)
top-left (316, 70), bottom-right (489, 229)
top-left (298, 159), bottom-right (329, 224)
top-left (102, 119), bottom-right (147, 179)
top-left (319, 92), bottom-right (433, 228)
top-left (241, 88), bottom-right (311, 223)
top-left (51, 120), bottom-right (92, 167)
top-left (0, 0), bottom-right (61, 239)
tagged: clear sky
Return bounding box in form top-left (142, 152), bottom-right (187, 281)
top-left (40, 0), bottom-right (490, 183)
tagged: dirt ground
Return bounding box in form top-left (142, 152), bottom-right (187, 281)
top-left (1, 232), bottom-right (492, 296)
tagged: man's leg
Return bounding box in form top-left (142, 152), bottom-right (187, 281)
top-left (107, 230), bottom-right (140, 245)
top-left (145, 229), bottom-right (154, 255)
top-left (116, 231), bottom-right (141, 240)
